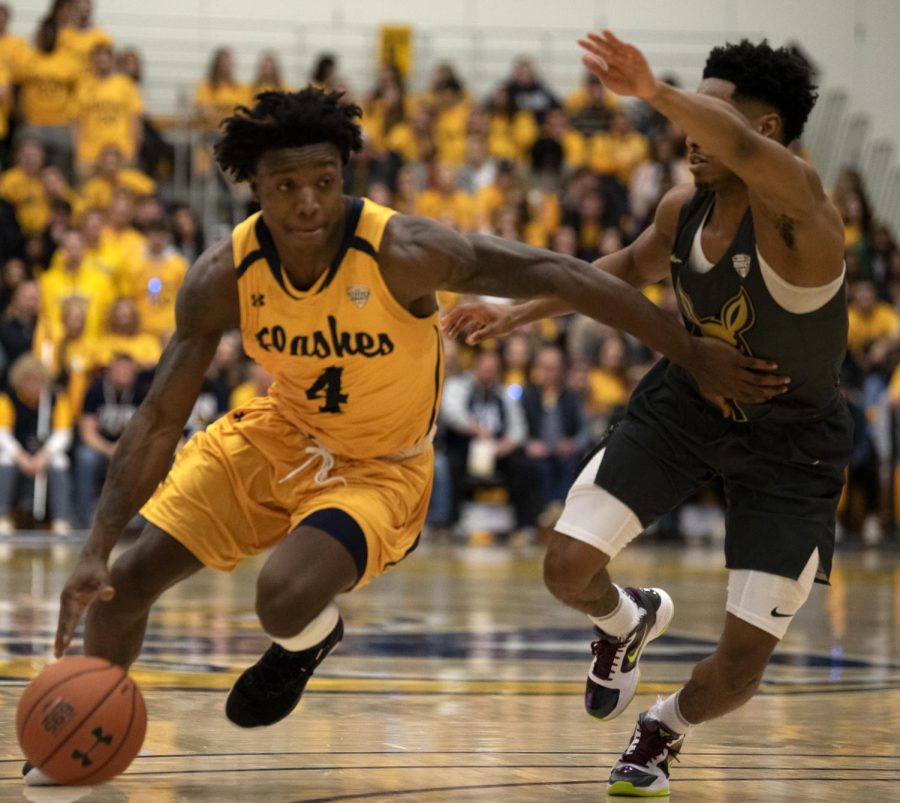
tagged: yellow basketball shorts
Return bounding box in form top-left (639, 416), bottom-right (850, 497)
top-left (141, 396), bottom-right (433, 587)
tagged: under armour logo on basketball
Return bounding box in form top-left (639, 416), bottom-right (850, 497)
top-left (233, 411), bottom-right (246, 422)
top-left (71, 726), bottom-right (113, 767)
top-left (251, 294), bottom-right (266, 307)
top-left (732, 254), bottom-right (752, 278)
top-left (347, 285), bottom-right (370, 309)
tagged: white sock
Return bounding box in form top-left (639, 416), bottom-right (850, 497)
top-left (270, 601), bottom-right (340, 653)
top-left (23, 765), bottom-right (58, 786)
top-left (649, 691), bottom-right (693, 735)
top-left (589, 585), bottom-right (640, 638)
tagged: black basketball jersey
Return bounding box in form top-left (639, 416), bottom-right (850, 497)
top-left (668, 190), bottom-right (847, 422)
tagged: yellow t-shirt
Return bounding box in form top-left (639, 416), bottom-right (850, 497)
top-left (126, 249), bottom-right (189, 339)
top-left (0, 61), bottom-right (10, 140)
top-left (847, 304), bottom-right (900, 356)
top-left (0, 167), bottom-right (48, 235)
top-left (39, 261), bottom-right (116, 341)
top-left (19, 48), bottom-right (80, 126)
top-left (194, 80), bottom-right (253, 132)
top-left (589, 131), bottom-right (650, 185)
top-left (564, 86), bottom-right (620, 113)
top-left (234, 197), bottom-right (444, 458)
top-left (588, 369), bottom-right (628, 416)
top-left (433, 101), bottom-right (471, 167)
top-left (33, 332), bottom-right (98, 418)
top-left (93, 332), bottom-right (162, 369)
top-left (57, 26), bottom-right (114, 69)
top-left (487, 111), bottom-right (538, 162)
top-left (100, 226), bottom-right (147, 295)
top-left (415, 189), bottom-right (474, 232)
top-left (81, 169), bottom-right (156, 210)
top-left (73, 74), bottom-right (144, 165)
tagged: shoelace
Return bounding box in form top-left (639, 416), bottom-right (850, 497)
top-left (590, 635), bottom-right (627, 680)
top-left (278, 440), bottom-right (347, 487)
top-left (623, 719), bottom-right (681, 767)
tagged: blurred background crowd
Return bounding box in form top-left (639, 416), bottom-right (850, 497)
top-left (0, 0), bottom-right (897, 546)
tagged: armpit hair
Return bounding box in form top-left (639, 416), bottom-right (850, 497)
top-left (774, 214), bottom-right (796, 248)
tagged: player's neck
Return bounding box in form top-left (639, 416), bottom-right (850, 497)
top-left (276, 207), bottom-right (348, 291)
top-left (711, 183), bottom-right (749, 225)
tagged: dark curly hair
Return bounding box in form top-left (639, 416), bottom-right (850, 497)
top-left (214, 88), bottom-right (363, 182)
top-left (703, 40), bottom-right (817, 144)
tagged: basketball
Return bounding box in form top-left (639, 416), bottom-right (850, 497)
top-left (16, 657), bottom-right (147, 786)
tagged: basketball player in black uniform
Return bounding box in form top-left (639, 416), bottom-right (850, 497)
top-left (444, 33), bottom-right (848, 796)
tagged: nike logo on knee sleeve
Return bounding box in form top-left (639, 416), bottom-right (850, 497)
top-left (771, 608), bottom-right (794, 617)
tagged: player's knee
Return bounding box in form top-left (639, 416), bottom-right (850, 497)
top-left (255, 574), bottom-right (319, 638)
top-left (107, 553), bottom-right (156, 614)
top-left (543, 532), bottom-right (609, 602)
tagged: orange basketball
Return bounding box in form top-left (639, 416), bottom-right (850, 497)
top-left (16, 656), bottom-right (147, 786)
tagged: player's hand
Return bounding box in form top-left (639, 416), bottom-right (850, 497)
top-left (442, 303), bottom-right (516, 345)
top-left (54, 552), bottom-right (115, 658)
top-left (685, 337), bottom-right (789, 416)
top-left (578, 30), bottom-right (657, 100)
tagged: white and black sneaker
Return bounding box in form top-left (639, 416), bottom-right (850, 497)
top-left (585, 587), bottom-right (674, 721)
top-left (608, 711), bottom-right (684, 797)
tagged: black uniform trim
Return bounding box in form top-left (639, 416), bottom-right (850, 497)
top-left (350, 235), bottom-right (377, 260)
top-left (422, 325), bottom-right (443, 440)
top-left (254, 215), bottom-right (303, 299)
top-left (235, 249), bottom-right (263, 280)
top-left (299, 508), bottom-right (368, 584)
top-left (317, 196), bottom-right (364, 293)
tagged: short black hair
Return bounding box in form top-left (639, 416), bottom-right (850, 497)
top-left (703, 40), bottom-right (817, 144)
top-left (214, 88), bottom-right (363, 182)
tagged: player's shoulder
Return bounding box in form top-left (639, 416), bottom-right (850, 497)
top-left (653, 183), bottom-right (699, 241)
top-left (176, 238), bottom-right (239, 332)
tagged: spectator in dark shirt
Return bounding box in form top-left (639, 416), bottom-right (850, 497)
top-left (504, 57), bottom-right (560, 122)
top-left (74, 353), bottom-right (146, 526)
top-left (0, 279), bottom-right (39, 387)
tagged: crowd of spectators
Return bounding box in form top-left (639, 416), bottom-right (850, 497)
top-left (0, 1), bottom-right (896, 544)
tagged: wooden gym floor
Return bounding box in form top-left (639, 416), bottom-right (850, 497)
top-left (0, 535), bottom-right (898, 802)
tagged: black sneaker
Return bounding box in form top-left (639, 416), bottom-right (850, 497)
top-left (21, 761), bottom-right (57, 786)
top-left (225, 617), bottom-right (344, 728)
top-left (607, 711), bottom-right (684, 797)
top-left (585, 587), bottom-right (674, 720)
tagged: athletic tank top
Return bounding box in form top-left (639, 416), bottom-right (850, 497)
top-left (669, 189), bottom-right (847, 422)
top-left (233, 197), bottom-right (443, 457)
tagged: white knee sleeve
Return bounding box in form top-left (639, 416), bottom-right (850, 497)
top-left (269, 601), bottom-right (340, 652)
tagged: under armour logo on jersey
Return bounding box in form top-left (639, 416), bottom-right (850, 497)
top-left (251, 294), bottom-right (266, 307)
top-left (347, 285), bottom-right (370, 309)
top-left (732, 254), bottom-right (752, 278)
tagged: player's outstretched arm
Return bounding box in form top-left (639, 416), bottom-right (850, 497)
top-left (442, 184), bottom-right (693, 344)
top-left (579, 31), bottom-right (835, 228)
top-left (54, 240), bottom-right (239, 658)
top-left (381, 213), bottom-right (788, 413)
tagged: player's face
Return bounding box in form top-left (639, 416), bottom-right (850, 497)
top-left (686, 78), bottom-right (745, 191)
top-left (253, 144), bottom-right (345, 256)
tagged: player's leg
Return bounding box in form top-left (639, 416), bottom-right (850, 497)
top-left (543, 418), bottom-right (712, 725)
top-left (85, 522), bottom-right (204, 667)
top-left (225, 510), bottom-right (364, 728)
top-left (608, 553), bottom-right (818, 797)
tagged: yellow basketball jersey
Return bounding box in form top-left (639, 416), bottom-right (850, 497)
top-left (233, 198), bottom-right (443, 459)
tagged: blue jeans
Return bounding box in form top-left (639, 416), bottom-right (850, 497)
top-left (0, 463), bottom-right (72, 522)
top-left (74, 445), bottom-right (110, 528)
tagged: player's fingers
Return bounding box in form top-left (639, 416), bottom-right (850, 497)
top-left (740, 370), bottom-right (790, 387)
top-left (465, 325), bottom-right (489, 346)
top-left (740, 355), bottom-right (781, 373)
top-left (582, 54), bottom-right (609, 75)
top-left (54, 599), bottom-right (80, 658)
top-left (99, 585), bottom-right (115, 602)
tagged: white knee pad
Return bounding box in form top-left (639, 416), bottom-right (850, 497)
top-left (726, 550), bottom-right (819, 639)
top-left (269, 601), bottom-right (340, 652)
top-left (555, 448), bottom-right (643, 558)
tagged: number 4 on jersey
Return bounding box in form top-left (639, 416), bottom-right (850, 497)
top-left (306, 366), bottom-right (348, 413)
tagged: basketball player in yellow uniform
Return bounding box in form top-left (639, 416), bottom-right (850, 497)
top-left (38, 89), bottom-right (783, 775)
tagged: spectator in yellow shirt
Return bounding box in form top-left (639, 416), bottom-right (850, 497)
top-left (18, 18), bottom-right (79, 177)
top-left (81, 144), bottom-right (156, 210)
top-left (126, 218), bottom-right (187, 342)
top-left (251, 51), bottom-right (293, 97)
top-left (415, 163), bottom-right (474, 232)
top-left (194, 47), bottom-right (252, 134)
top-left (93, 297), bottom-right (162, 370)
top-left (0, 139), bottom-right (47, 235)
top-left (35, 295), bottom-right (97, 419)
top-left (72, 43), bottom-right (143, 173)
top-left (57, 0), bottom-right (113, 70)
top-left (39, 227), bottom-right (115, 340)
top-left (432, 77), bottom-right (470, 167)
top-left (589, 109), bottom-right (650, 187)
top-left (100, 190), bottom-right (146, 295)
top-left (847, 280), bottom-right (900, 361)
